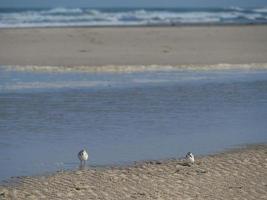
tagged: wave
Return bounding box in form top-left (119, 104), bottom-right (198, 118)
top-left (2, 63), bottom-right (267, 73)
top-left (229, 6), bottom-right (245, 12)
top-left (0, 7), bottom-right (267, 28)
top-left (41, 7), bottom-right (83, 14)
top-left (253, 7), bottom-right (267, 13)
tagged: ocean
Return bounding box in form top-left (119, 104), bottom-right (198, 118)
top-left (0, 66), bottom-right (267, 182)
top-left (0, 7), bottom-right (267, 28)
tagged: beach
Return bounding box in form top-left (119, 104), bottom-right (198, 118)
top-left (1, 24), bottom-right (267, 199)
top-left (0, 25), bottom-right (267, 67)
top-left (0, 145), bottom-right (266, 199)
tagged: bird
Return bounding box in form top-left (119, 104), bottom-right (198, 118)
top-left (185, 152), bottom-right (195, 164)
top-left (78, 149), bottom-right (88, 166)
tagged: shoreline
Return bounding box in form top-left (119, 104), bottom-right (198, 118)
top-left (2, 63), bottom-right (267, 74)
top-left (1, 25), bottom-right (267, 67)
top-left (1, 144), bottom-right (266, 199)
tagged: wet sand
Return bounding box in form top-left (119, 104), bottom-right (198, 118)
top-left (0, 145), bottom-right (266, 199)
top-left (0, 25), bottom-right (267, 67)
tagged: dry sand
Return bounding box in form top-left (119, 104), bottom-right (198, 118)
top-left (0, 145), bottom-right (266, 200)
top-left (0, 25), bottom-right (267, 67)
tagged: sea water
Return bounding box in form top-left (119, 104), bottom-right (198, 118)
top-left (0, 66), bottom-right (267, 182)
top-left (0, 7), bottom-right (267, 28)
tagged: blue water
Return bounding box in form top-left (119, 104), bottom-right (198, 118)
top-left (0, 7), bottom-right (267, 28)
top-left (0, 67), bottom-right (267, 182)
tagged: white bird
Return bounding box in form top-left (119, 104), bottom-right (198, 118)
top-left (78, 149), bottom-right (88, 166)
top-left (185, 152), bottom-right (195, 164)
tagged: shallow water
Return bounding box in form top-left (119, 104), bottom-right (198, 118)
top-left (0, 67), bottom-right (267, 182)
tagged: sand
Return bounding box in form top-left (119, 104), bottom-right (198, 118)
top-left (0, 145), bottom-right (266, 200)
top-left (0, 25), bottom-right (267, 67)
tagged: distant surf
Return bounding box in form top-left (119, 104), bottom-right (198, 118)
top-left (0, 7), bottom-right (267, 28)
